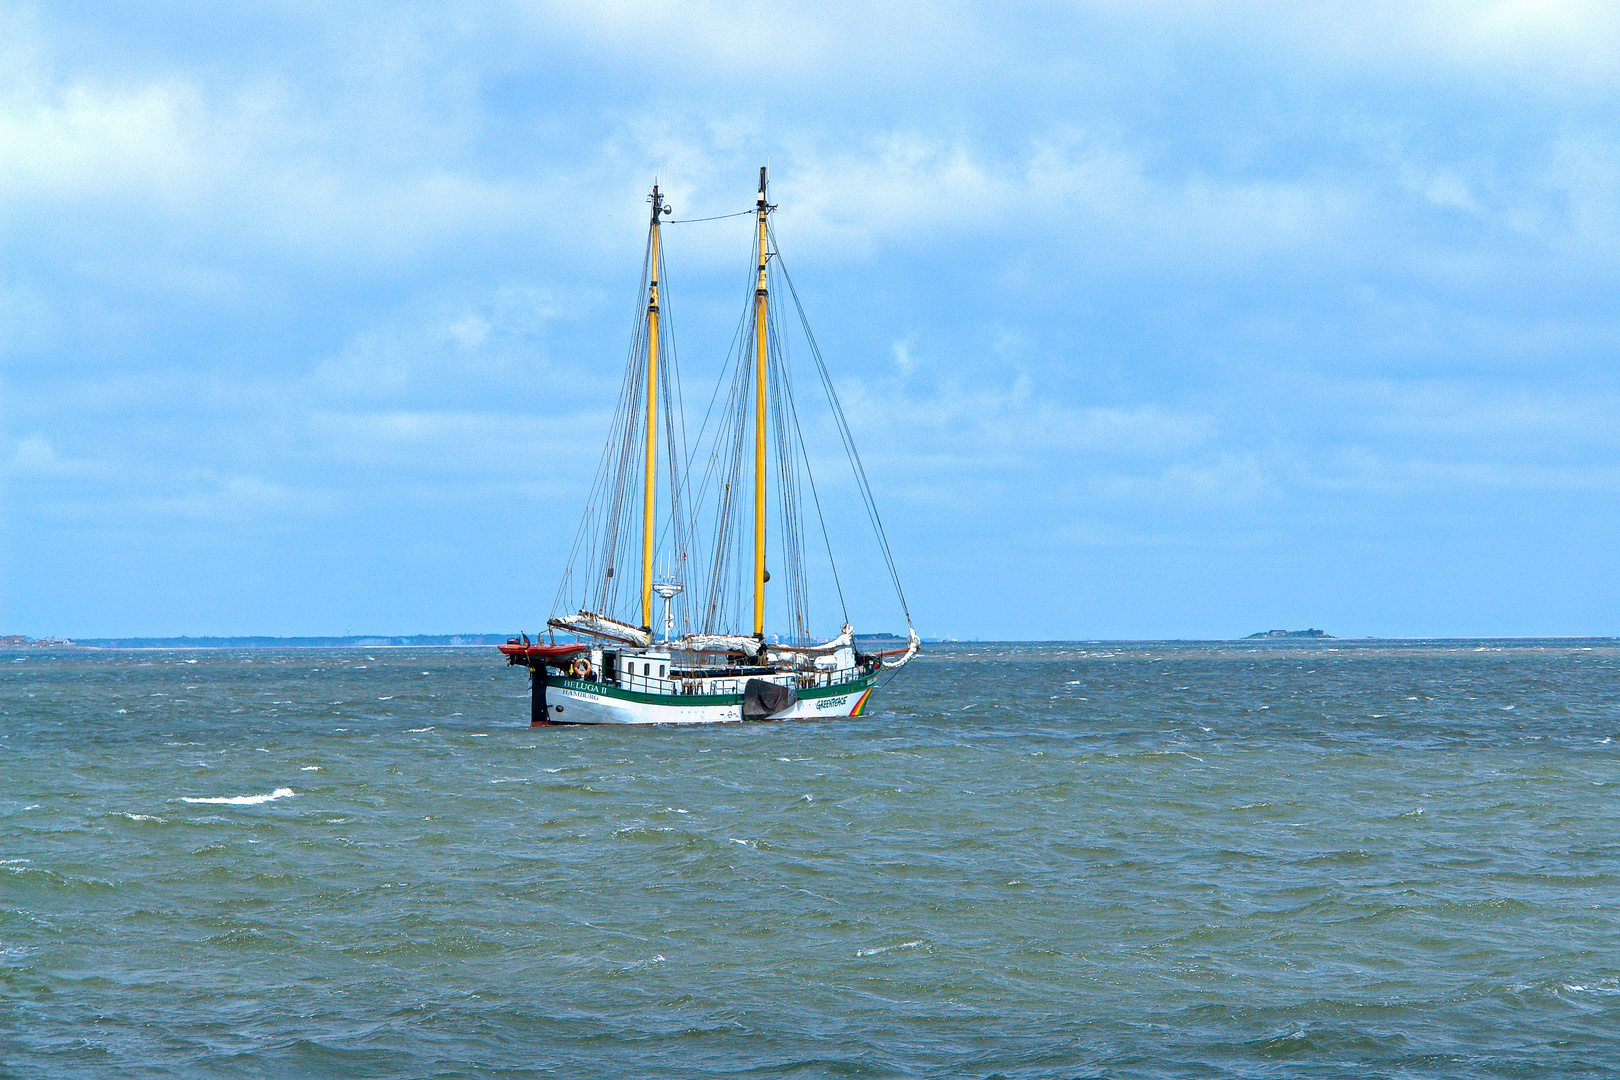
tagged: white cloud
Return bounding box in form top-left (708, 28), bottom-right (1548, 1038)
top-left (149, 473), bottom-right (310, 522)
top-left (306, 409), bottom-right (608, 473)
top-left (1081, 1), bottom-right (1620, 85)
top-left (8, 435), bottom-right (70, 475)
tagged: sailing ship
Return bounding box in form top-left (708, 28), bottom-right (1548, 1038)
top-left (500, 169), bottom-right (918, 724)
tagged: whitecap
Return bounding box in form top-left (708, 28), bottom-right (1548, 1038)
top-left (1565, 982), bottom-right (1620, 995)
top-left (405, 727), bottom-right (434, 733)
top-left (180, 787), bottom-right (294, 806)
top-left (857, 940), bottom-right (924, 957)
top-left (121, 813), bottom-right (166, 822)
top-left (301, 766), bottom-right (322, 771)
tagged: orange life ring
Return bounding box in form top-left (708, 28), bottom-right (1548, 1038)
top-left (570, 656), bottom-right (592, 678)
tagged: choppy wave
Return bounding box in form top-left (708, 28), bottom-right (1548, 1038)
top-left (5, 640), bottom-right (1620, 1078)
top-left (180, 787), bottom-right (294, 805)
top-left (856, 940), bottom-right (926, 957)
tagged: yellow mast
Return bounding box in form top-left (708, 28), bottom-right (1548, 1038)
top-left (642, 184), bottom-right (667, 633)
top-left (752, 168), bottom-right (771, 639)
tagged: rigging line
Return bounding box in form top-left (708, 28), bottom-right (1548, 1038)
top-left (675, 270), bottom-right (753, 514)
top-left (657, 238), bottom-right (694, 547)
top-left (767, 292), bottom-right (812, 642)
top-left (698, 345), bottom-right (748, 633)
top-left (687, 259), bottom-right (763, 633)
top-left (597, 281), bottom-right (651, 617)
top-left (650, 238), bottom-right (690, 564)
top-left (556, 276), bottom-right (647, 621)
top-left (771, 240), bottom-right (912, 623)
top-left (653, 369), bottom-right (689, 563)
top-left (774, 322), bottom-right (849, 624)
top-left (584, 226), bottom-right (659, 616)
top-left (665, 209), bottom-right (754, 224)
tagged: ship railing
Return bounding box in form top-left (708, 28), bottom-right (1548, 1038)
top-left (615, 671), bottom-right (677, 696)
top-left (612, 672), bottom-right (746, 696)
top-left (607, 669), bottom-right (857, 696)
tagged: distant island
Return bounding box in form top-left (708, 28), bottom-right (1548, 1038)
top-left (1245, 629), bottom-right (1332, 639)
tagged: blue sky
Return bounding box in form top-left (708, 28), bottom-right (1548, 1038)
top-left (3, 0), bottom-right (1618, 639)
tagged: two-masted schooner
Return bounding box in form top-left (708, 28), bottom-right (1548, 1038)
top-left (500, 168), bottom-right (918, 724)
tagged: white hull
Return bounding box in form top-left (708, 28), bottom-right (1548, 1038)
top-left (546, 677), bottom-right (875, 726)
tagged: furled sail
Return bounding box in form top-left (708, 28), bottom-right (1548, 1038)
top-left (548, 611), bottom-right (651, 647)
top-left (881, 628), bottom-right (921, 669)
top-left (766, 624), bottom-right (853, 665)
top-left (674, 634), bottom-right (764, 656)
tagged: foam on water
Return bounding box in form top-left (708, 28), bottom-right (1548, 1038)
top-left (856, 940), bottom-right (926, 957)
top-left (179, 787), bottom-right (294, 805)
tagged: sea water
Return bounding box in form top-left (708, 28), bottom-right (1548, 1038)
top-left (3, 640), bottom-right (1619, 1078)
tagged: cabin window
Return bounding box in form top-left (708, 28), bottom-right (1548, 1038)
top-left (659, 664), bottom-right (666, 678)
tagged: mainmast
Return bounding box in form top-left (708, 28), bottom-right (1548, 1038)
top-left (752, 167), bottom-right (772, 639)
top-left (642, 183), bottom-right (669, 633)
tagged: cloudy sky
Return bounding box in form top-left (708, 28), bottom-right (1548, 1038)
top-left (4, 0), bottom-right (1618, 639)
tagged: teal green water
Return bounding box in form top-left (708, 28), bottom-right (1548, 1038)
top-left (4, 640), bottom-right (1620, 1078)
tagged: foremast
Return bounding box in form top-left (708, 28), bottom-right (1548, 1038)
top-left (752, 168), bottom-right (773, 638)
top-left (642, 184), bottom-right (669, 634)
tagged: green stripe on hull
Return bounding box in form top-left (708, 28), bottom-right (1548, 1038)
top-left (551, 672), bottom-right (876, 706)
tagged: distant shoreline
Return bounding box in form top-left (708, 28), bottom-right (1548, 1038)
top-left (4, 634), bottom-right (1615, 651)
top-left (30, 634), bottom-right (512, 650)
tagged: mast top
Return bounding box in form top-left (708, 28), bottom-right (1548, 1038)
top-left (755, 167), bottom-right (774, 215)
top-left (648, 184), bottom-right (670, 222)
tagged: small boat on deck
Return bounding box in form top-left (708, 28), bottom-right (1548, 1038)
top-left (501, 169), bottom-right (917, 724)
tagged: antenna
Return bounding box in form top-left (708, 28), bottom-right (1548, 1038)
top-left (651, 579), bottom-right (683, 642)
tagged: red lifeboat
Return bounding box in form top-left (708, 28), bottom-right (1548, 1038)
top-left (498, 638), bottom-right (590, 662)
